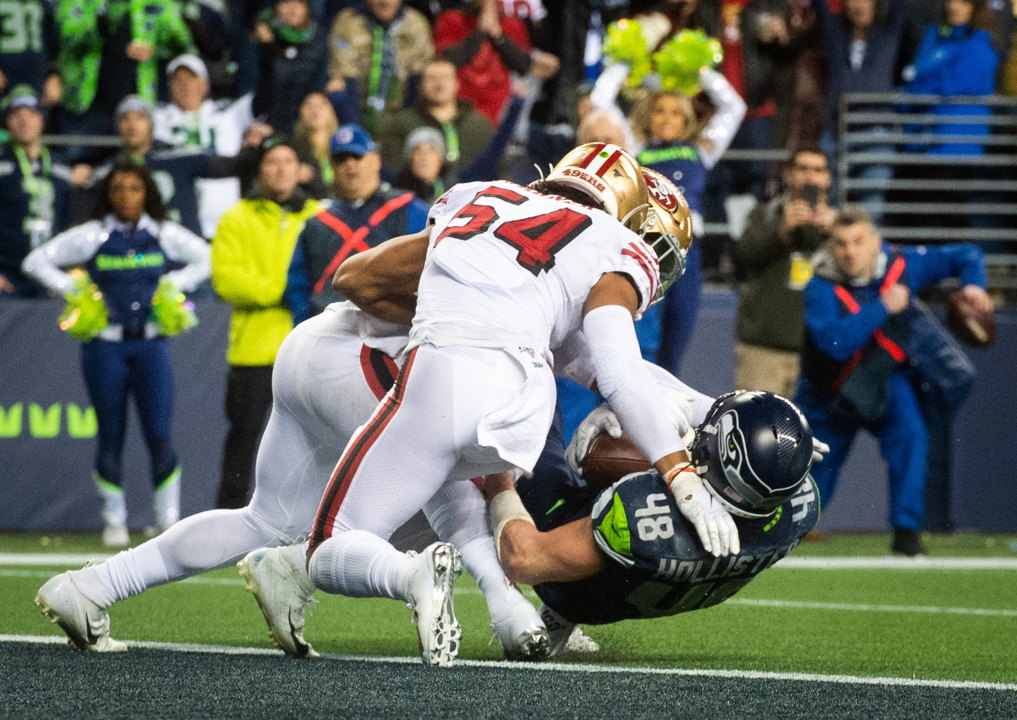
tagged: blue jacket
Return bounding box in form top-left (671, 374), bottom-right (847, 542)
top-left (904, 25), bottom-right (999, 155)
top-left (800, 242), bottom-right (985, 418)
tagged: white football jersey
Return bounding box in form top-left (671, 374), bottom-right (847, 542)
top-left (408, 181), bottom-right (659, 360)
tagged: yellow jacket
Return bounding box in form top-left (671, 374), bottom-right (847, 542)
top-left (211, 194), bottom-right (321, 366)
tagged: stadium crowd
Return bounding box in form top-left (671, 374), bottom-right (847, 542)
top-left (0, 0), bottom-right (1006, 555)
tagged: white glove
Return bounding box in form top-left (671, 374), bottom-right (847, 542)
top-left (812, 438), bottom-right (830, 464)
top-left (565, 404), bottom-right (622, 475)
top-left (669, 469), bottom-right (740, 557)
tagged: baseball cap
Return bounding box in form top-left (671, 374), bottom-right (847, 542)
top-left (330, 124), bottom-right (376, 158)
top-left (2, 85), bottom-right (43, 116)
top-left (167, 54), bottom-right (209, 82)
top-left (116, 95), bottom-right (155, 123)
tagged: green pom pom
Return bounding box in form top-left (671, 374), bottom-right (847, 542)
top-left (652, 30), bottom-right (724, 95)
top-left (602, 19), bottom-right (653, 88)
top-left (150, 277), bottom-right (198, 337)
top-left (59, 271), bottom-right (108, 341)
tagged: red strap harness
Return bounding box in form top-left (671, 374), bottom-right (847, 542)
top-left (831, 256), bottom-right (908, 391)
top-left (311, 193), bottom-right (415, 295)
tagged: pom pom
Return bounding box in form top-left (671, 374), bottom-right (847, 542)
top-left (652, 30), bottom-right (724, 96)
top-left (602, 19), bottom-right (653, 88)
top-left (150, 277), bottom-right (198, 337)
top-left (59, 270), bottom-right (108, 341)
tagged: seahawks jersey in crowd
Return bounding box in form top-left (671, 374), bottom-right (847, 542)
top-left (530, 470), bottom-right (819, 625)
top-left (0, 0), bottom-right (58, 96)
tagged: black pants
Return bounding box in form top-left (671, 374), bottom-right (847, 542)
top-left (216, 365), bottom-right (274, 509)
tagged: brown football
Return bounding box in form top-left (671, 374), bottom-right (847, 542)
top-left (946, 291), bottom-right (995, 348)
top-left (581, 431), bottom-right (653, 492)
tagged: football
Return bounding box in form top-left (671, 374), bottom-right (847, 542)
top-left (946, 291), bottom-right (995, 348)
top-left (581, 431), bottom-right (653, 491)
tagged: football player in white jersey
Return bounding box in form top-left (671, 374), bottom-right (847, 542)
top-left (304, 143), bottom-right (740, 667)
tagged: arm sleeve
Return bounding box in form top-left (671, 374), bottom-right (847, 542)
top-left (21, 222), bottom-right (105, 296)
top-left (803, 279), bottom-right (890, 361)
top-left (906, 243), bottom-right (987, 291)
top-left (489, 31), bottom-right (532, 75)
top-left (590, 62), bottom-right (630, 111)
top-left (203, 145), bottom-right (260, 180)
top-left (158, 222), bottom-right (211, 292)
top-left (439, 29), bottom-right (486, 66)
top-left (583, 304), bottom-right (686, 464)
top-left (696, 68), bottom-right (748, 169)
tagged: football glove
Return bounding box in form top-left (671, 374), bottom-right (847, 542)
top-left (812, 438), bottom-right (830, 464)
top-left (668, 467), bottom-right (740, 557)
top-left (565, 404), bottom-right (622, 475)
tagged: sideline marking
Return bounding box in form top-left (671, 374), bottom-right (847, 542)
top-left (1, 633), bottom-right (1015, 692)
top-left (5, 553), bottom-right (1017, 570)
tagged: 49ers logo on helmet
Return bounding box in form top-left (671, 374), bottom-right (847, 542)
top-left (644, 172), bottom-right (678, 212)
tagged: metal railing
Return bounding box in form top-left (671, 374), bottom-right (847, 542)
top-left (837, 92), bottom-right (1017, 245)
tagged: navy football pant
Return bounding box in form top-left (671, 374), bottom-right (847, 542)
top-left (81, 338), bottom-right (178, 490)
top-left (795, 372), bottom-right (929, 531)
top-left (639, 243), bottom-right (703, 377)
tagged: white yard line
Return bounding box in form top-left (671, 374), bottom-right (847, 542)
top-left (1, 633), bottom-right (1014, 692)
top-left (5, 553), bottom-right (1017, 569)
top-left (6, 569), bottom-right (1015, 617)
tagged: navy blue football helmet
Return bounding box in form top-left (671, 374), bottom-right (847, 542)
top-left (691, 391), bottom-right (813, 518)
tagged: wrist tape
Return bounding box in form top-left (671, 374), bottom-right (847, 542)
top-left (489, 489), bottom-right (535, 562)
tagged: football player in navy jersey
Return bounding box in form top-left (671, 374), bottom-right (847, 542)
top-left (488, 391), bottom-right (819, 655)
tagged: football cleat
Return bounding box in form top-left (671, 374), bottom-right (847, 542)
top-left (539, 603), bottom-right (600, 658)
top-left (891, 529), bottom-right (928, 558)
top-left (35, 567), bottom-right (126, 652)
top-left (407, 542), bottom-right (463, 667)
top-left (238, 545), bottom-right (320, 658)
top-left (491, 599), bottom-right (550, 662)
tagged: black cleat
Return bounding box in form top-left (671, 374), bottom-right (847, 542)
top-left (891, 529), bottom-right (927, 557)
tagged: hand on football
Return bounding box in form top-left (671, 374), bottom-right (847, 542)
top-left (670, 470), bottom-right (740, 557)
top-left (811, 437), bottom-right (830, 463)
top-left (565, 404), bottom-right (622, 475)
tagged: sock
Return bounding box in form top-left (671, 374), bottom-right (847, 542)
top-left (92, 542), bottom-right (170, 606)
top-left (94, 472), bottom-right (126, 527)
top-left (458, 535), bottom-right (526, 623)
top-left (308, 530), bottom-right (415, 601)
top-left (153, 467), bottom-right (181, 529)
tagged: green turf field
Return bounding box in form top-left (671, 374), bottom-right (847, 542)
top-left (3, 531), bottom-right (1016, 687)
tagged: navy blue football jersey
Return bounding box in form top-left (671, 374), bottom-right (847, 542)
top-left (532, 471), bottom-right (819, 625)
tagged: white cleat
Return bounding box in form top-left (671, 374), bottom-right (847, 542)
top-left (238, 546), bottom-right (319, 658)
top-left (407, 542), bottom-right (463, 667)
top-left (539, 603), bottom-right (599, 658)
top-left (35, 568), bottom-right (126, 652)
top-left (102, 524), bottom-right (129, 547)
top-left (491, 600), bottom-right (550, 661)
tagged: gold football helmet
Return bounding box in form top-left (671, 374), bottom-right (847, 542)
top-left (640, 168), bottom-right (693, 302)
top-left (543, 143), bottom-right (649, 232)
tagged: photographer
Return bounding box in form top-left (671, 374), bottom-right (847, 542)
top-left (734, 146), bottom-right (835, 397)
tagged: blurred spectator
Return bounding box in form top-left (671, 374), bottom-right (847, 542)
top-left (286, 124), bottom-right (428, 319)
top-left (153, 54), bottom-right (258, 238)
top-left (328, 0), bottom-right (434, 131)
top-left (632, 67), bottom-right (746, 376)
top-left (211, 136), bottom-right (322, 508)
top-left (0, 0), bottom-right (61, 106)
top-left (392, 80), bottom-right (528, 202)
top-left (813, 0), bottom-right (907, 204)
top-left (734, 146), bottom-right (834, 397)
top-left (795, 206), bottom-right (990, 556)
top-left (577, 108), bottom-right (633, 149)
top-left (376, 59), bottom-right (493, 172)
top-left (435, 0), bottom-right (554, 125)
top-left (22, 161), bottom-right (210, 545)
top-left (902, 0), bottom-right (999, 155)
top-left (56, 0), bottom-right (195, 144)
top-left (82, 96), bottom-right (260, 238)
top-left (0, 86), bottom-right (72, 297)
top-left (252, 0), bottom-right (330, 134)
top-left (292, 91), bottom-right (340, 199)
top-left (636, 0), bottom-right (722, 40)
top-left (179, 0), bottom-right (236, 97)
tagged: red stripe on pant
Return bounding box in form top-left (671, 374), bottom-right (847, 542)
top-left (310, 347), bottom-right (418, 549)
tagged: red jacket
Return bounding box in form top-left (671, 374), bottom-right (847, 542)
top-left (434, 10), bottom-right (531, 125)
